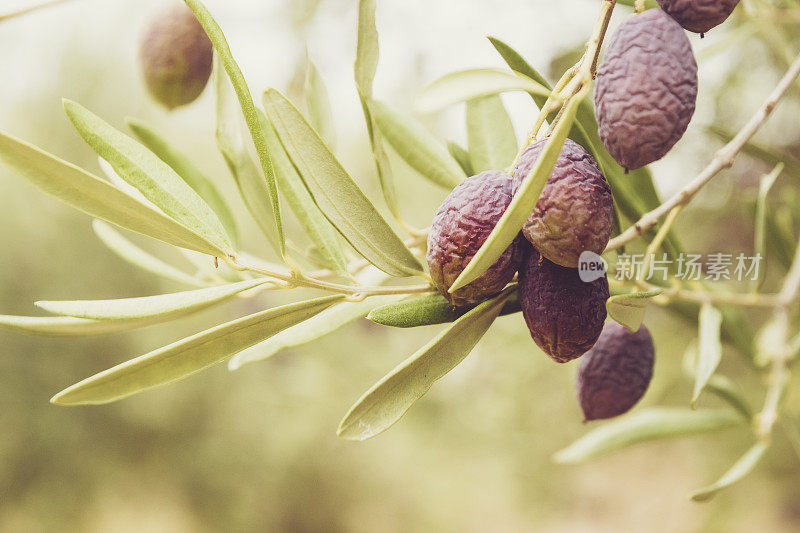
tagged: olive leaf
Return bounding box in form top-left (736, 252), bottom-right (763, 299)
top-left (416, 68), bottom-right (550, 113)
top-left (553, 408), bottom-right (742, 464)
top-left (466, 95), bottom-right (518, 173)
top-left (355, 0), bottom-right (401, 221)
top-left (338, 287), bottom-right (513, 441)
top-left (92, 220), bottom-right (205, 288)
top-left (606, 289), bottom-right (662, 332)
top-left (367, 292), bottom-right (520, 328)
top-left (0, 130), bottom-right (228, 257)
top-left (263, 89), bottom-right (423, 277)
top-left (446, 140), bottom-right (474, 176)
top-left (258, 111), bottom-right (348, 275)
top-left (63, 100), bottom-right (234, 254)
top-left (213, 57), bottom-right (280, 254)
top-left (753, 163), bottom-right (783, 290)
top-left (0, 315), bottom-right (181, 337)
top-left (690, 441), bottom-right (769, 502)
top-left (185, 0), bottom-right (285, 255)
top-left (230, 294), bottom-right (402, 370)
top-left (305, 57), bottom-right (336, 149)
top-left (449, 93), bottom-right (582, 293)
top-left (369, 99), bottom-right (465, 190)
top-left (693, 303), bottom-right (724, 405)
top-left (126, 118), bottom-right (239, 246)
top-left (51, 295), bottom-right (344, 405)
top-left (36, 278), bottom-right (268, 320)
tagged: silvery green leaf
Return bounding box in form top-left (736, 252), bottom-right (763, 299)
top-left (446, 141), bottom-right (474, 176)
top-left (706, 375), bottom-right (753, 420)
top-left (449, 94), bottom-right (581, 293)
top-left (367, 291), bottom-right (521, 328)
top-left (466, 95), bottom-right (517, 173)
top-left (690, 441), bottom-right (769, 502)
top-left (355, 0), bottom-right (400, 220)
top-left (305, 57), bottom-right (336, 149)
top-left (0, 130), bottom-right (227, 257)
top-left (213, 57), bottom-right (280, 253)
top-left (606, 289), bottom-right (662, 332)
top-left (693, 303), bottom-right (723, 405)
top-left (98, 157), bottom-right (162, 211)
top-left (258, 111), bottom-right (348, 275)
top-left (338, 287), bottom-right (513, 441)
top-left (370, 99), bottom-right (465, 190)
top-left (753, 163), bottom-right (783, 290)
top-left (126, 118), bottom-right (239, 246)
top-left (63, 100), bottom-right (234, 254)
top-left (263, 89), bottom-right (423, 277)
top-left (93, 220), bottom-right (204, 287)
top-left (0, 315), bottom-right (175, 337)
top-left (51, 295), bottom-right (343, 405)
top-left (416, 68), bottom-right (550, 113)
top-left (36, 278), bottom-right (267, 320)
top-left (186, 0), bottom-right (285, 254)
top-left (553, 408), bottom-right (742, 464)
top-left (230, 295), bottom-right (402, 370)
top-left (354, 0), bottom-right (379, 97)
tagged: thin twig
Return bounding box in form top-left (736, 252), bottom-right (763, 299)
top-left (0, 0), bottom-right (71, 22)
top-left (606, 49), bottom-right (800, 253)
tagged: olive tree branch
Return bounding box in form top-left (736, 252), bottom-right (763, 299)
top-left (0, 0), bottom-right (72, 22)
top-left (606, 49), bottom-right (800, 253)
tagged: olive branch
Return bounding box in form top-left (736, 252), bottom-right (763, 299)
top-left (0, 0), bottom-right (798, 502)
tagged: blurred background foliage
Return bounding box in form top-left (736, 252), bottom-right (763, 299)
top-left (0, 0), bottom-right (798, 531)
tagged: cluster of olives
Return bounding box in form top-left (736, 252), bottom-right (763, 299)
top-left (428, 0), bottom-right (739, 420)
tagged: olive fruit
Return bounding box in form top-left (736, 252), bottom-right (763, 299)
top-left (657, 0), bottom-right (740, 34)
top-left (512, 139), bottom-right (614, 268)
top-left (518, 245), bottom-right (609, 363)
top-left (140, 4), bottom-right (213, 110)
top-left (594, 9), bottom-right (698, 170)
top-left (577, 322), bottom-right (655, 421)
top-left (427, 170), bottom-right (521, 307)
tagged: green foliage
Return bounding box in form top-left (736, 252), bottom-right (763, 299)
top-left (606, 289), bottom-right (662, 332)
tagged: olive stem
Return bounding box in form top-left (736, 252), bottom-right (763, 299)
top-left (0, 0), bottom-right (72, 22)
top-left (605, 48), bottom-right (800, 253)
top-left (224, 256), bottom-right (434, 297)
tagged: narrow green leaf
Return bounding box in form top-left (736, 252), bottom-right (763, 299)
top-left (753, 163), bottom-right (783, 290)
top-left (355, 0), bottom-right (400, 220)
top-left (263, 89), bottom-right (423, 277)
top-left (305, 57), bottom-right (336, 149)
top-left (0, 130), bottom-right (227, 257)
top-left (338, 287), bottom-right (513, 441)
top-left (446, 140), bottom-right (474, 176)
top-left (36, 278), bottom-right (267, 320)
top-left (553, 408), bottom-right (742, 464)
top-left (51, 295), bottom-right (343, 405)
top-left (354, 0), bottom-right (379, 96)
top-left (126, 118), bottom-right (239, 246)
top-left (370, 99), bottom-right (466, 189)
top-left (92, 220), bottom-right (204, 287)
top-left (705, 375), bottom-right (753, 420)
top-left (693, 303), bottom-right (724, 404)
top-left (0, 315), bottom-right (176, 337)
top-left (466, 95), bottom-right (518, 173)
top-left (449, 93), bottom-right (582, 293)
top-left (63, 100), bottom-right (233, 254)
top-left (366, 292), bottom-right (521, 328)
top-left (690, 441), bottom-right (769, 502)
top-left (185, 0), bottom-right (285, 254)
top-left (230, 294), bottom-right (402, 369)
top-left (212, 58), bottom-right (280, 253)
top-left (258, 111), bottom-right (348, 274)
top-left (487, 37), bottom-right (552, 89)
top-left (416, 69), bottom-right (550, 113)
top-left (606, 289), bottom-right (662, 332)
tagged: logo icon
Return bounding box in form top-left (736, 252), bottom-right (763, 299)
top-left (578, 251), bottom-right (608, 282)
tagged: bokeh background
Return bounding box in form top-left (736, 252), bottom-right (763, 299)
top-left (1, 0), bottom-right (799, 531)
